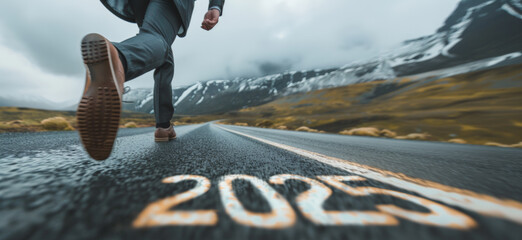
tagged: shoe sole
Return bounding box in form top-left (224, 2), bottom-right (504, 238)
top-left (77, 34), bottom-right (121, 161)
top-left (155, 136), bottom-right (177, 142)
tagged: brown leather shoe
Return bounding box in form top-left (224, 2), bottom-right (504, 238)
top-left (77, 33), bottom-right (125, 160)
top-left (155, 125), bottom-right (177, 142)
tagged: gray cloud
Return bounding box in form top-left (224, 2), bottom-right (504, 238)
top-left (1, 2), bottom-right (85, 76)
top-left (0, 0), bottom-right (460, 103)
top-left (257, 60), bottom-right (296, 76)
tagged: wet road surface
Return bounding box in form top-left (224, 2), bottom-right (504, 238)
top-left (0, 123), bottom-right (521, 239)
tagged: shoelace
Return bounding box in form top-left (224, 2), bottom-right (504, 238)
top-left (122, 86), bottom-right (134, 103)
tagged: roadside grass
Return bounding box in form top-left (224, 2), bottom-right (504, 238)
top-left (0, 107), bottom-right (219, 133)
top-left (0, 107), bottom-right (158, 132)
top-left (2, 63), bottom-right (521, 148)
top-left (0, 107), bottom-right (76, 132)
top-left (217, 64), bottom-right (522, 147)
top-left (41, 117), bottom-right (74, 131)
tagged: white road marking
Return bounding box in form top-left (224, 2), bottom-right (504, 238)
top-left (317, 176), bottom-right (476, 229)
top-left (133, 175), bottom-right (218, 227)
top-left (217, 125), bottom-right (522, 225)
top-left (219, 174), bottom-right (296, 229)
top-left (270, 174), bottom-right (399, 226)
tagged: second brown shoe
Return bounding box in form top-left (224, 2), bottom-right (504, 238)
top-left (77, 33), bottom-right (125, 160)
top-left (155, 125), bottom-right (177, 142)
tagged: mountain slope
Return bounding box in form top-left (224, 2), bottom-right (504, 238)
top-left (122, 0), bottom-right (522, 115)
top-left (389, 0), bottom-right (522, 75)
top-left (222, 63), bottom-right (522, 146)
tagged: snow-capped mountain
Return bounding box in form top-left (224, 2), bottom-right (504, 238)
top-left (123, 0), bottom-right (522, 115)
top-left (125, 68), bottom-right (340, 115)
top-left (388, 0), bottom-right (522, 75)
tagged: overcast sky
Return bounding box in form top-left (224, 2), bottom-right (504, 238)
top-left (0, 0), bottom-right (459, 104)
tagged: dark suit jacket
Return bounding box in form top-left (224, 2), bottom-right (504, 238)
top-left (101, 0), bottom-right (225, 37)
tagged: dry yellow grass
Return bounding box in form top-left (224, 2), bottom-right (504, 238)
top-left (218, 63), bottom-right (522, 147)
top-left (256, 120), bottom-right (274, 128)
top-left (485, 141), bottom-right (522, 148)
top-left (296, 126), bottom-right (322, 133)
top-left (396, 133), bottom-right (431, 140)
top-left (124, 122), bottom-right (138, 128)
top-left (0, 107), bottom-right (157, 132)
top-left (40, 117), bottom-right (74, 131)
top-left (448, 138), bottom-right (467, 144)
top-left (379, 129), bottom-right (397, 138)
top-left (6, 120), bottom-right (27, 125)
top-left (485, 142), bottom-right (511, 148)
top-left (173, 121), bottom-right (202, 126)
top-left (340, 127), bottom-right (397, 138)
top-left (340, 127), bottom-right (380, 137)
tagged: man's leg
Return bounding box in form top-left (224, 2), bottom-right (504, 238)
top-left (152, 48), bottom-right (177, 141)
top-left (78, 0), bottom-right (182, 160)
top-left (112, 0), bottom-right (181, 141)
top-left (129, 0), bottom-right (150, 28)
top-left (113, 0), bottom-right (181, 81)
top-left (112, 0), bottom-right (181, 132)
top-left (153, 48), bottom-right (175, 126)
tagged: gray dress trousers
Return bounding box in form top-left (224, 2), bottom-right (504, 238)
top-left (112, 0), bottom-right (182, 124)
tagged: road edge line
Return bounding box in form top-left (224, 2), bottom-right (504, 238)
top-left (216, 124), bottom-right (522, 225)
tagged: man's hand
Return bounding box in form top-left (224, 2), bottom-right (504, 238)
top-left (201, 9), bottom-right (220, 31)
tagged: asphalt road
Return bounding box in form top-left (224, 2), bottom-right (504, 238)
top-left (1, 123), bottom-right (521, 240)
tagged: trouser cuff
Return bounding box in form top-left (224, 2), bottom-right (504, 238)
top-left (156, 122), bottom-right (171, 128)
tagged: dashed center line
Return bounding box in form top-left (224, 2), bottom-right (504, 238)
top-left (217, 125), bottom-right (522, 225)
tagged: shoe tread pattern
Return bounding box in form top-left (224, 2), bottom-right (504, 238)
top-left (77, 34), bottom-right (121, 160)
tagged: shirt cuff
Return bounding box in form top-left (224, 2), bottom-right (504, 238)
top-left (209, 6), bottom-right (221, 14)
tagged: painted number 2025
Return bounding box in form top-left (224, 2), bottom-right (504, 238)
top-left (132, 174), bottom-right (476, 229)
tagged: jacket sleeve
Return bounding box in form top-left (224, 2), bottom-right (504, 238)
top-left (209, 0), bottom-right (225, 16)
